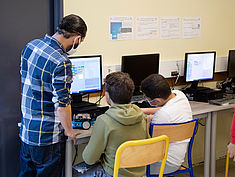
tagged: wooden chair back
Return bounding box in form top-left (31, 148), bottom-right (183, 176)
top-left (113, 135), bottom-right (169, 177)
top-left (151, 120), bottom-right (196, 142)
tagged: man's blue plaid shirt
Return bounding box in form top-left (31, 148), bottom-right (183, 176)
top-left (20, 34), bottom-right (73, 146)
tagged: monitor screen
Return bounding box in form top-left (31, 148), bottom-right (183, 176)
top-left (121, 53), bottom-right (160, 90)
top-left (185, 52), bottom-right (216, 82)
top-left (228, 50), bottom-right (235, 78)
top-left (69, 55), bottom-right (102, 94)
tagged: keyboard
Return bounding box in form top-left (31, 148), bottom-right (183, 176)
top-left (209, 97), bottom-right (235, 106)
top-left (131, 94), bottom-right (145, 102)
top-left (132, 100), bottom-right (152, 108)
top-left (72, 101), bottom-right (96, 108)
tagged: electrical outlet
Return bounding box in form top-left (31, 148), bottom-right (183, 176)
top-left (103, 64), bottom-right (121, 78)
top-left (171, 71), bottom-right (179, 76)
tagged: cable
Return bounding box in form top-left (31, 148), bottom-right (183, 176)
top-left (95, 94), bottom-right (105, 104)
top-left (175, 74), bottom-right (180, 85)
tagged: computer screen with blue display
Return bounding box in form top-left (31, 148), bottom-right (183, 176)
top-left (185, 51), bottom-right (216, 89)
top-left (69, 55), bottom-right (102, 106)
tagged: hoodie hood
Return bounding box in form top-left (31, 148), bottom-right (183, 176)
top-left (105, 104), bottom-right (146, 126)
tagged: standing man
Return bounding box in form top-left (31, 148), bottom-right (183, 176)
top-left (19, 14), bottom-right (87, 177)
top-left (228, 107), bottom-right (235, 161)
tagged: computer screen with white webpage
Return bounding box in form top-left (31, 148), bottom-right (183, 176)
top-left (69, 55), bottom-right (102, 94)
top-left (185, 52), bottom-right (216, 82)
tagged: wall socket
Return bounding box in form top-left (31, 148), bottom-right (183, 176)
top-left (103, 64), bottom-right (121, 78)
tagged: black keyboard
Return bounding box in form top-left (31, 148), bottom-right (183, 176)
top-left (209, 97), bottom-right (235, 106)
top-left (72, 101), bottom-right (96, 108)
top-left (131, 95), bottom-right (145, 102)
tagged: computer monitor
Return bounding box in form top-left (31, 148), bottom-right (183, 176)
top-left (227, 50), bottom-right (235, 79)
top-left (69, 55), bottom-right (102, 105)
top-left (184, 51), bottom-right (216, 90)
top-left (121, 53), bottom-right (160, 95)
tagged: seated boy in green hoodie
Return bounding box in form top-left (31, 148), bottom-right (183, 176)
top-left (73, 72), bottom-right (150, 177)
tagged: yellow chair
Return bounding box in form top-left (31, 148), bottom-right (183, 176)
top-left (225, 152), bottom-right (229, 177)
top-left (113, 135), bottom-right (169, 177)
top-left (147, 118), bottom-right (198, 177)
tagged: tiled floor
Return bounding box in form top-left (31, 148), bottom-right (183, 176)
top-left (175, 157), bottom-right (235, 177)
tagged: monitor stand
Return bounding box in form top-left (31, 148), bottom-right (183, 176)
top-left (187, 81), bottom-right (210, 92)
top-left (71, 93), bottom-right (96, 108)
top-left (183, 81), bottom-right (211, 101)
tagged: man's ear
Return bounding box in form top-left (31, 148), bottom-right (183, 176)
top-left (105, 91), bottom-right (110, 103)
top-left (105, 91), bottom-right (109, 99)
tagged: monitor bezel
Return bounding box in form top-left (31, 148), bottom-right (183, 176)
top-left (69, 55), bottom-right (103, 95)
top-left (227, 50), bottom-right (235, 78)
top-left (184, 51), bottom-right (216, 83)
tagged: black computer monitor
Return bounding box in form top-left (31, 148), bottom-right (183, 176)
top-left (184, 51), bottom-right (216, 90)
top-left (121, 53), bottom-right (160, 95)
top-left (227, 50), bottom-right (235, 79)
top-left (69, 55), bottom-right (102, 105)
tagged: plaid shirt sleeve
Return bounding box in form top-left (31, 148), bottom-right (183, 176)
top-left (52, 60), bottom-right (73, 107)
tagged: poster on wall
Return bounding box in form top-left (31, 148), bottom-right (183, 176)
top-left (109, 16), bottom-right (133, 40)
top-left (182, 17), bottom-right (201, 38)
top-left (160, 17), bottom-right (181, 39)
top-left (136, 16), bottom-right (158, 40)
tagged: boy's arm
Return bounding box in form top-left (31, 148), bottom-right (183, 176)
top-left (82, 117), bottom-right (107, 165)
top-left (141, 107), bottom-right (160, 115)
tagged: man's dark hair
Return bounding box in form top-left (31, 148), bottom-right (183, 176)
top-left (57, 14), bottom-right (87, 38)
top-left (104, 72), bottom-right (135, 104)
top-left (141, 74), bottom-right (171, 100)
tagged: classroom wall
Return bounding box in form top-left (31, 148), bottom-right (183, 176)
top-left (65, 0), bottom-right (235, 165)
top-left (64, 0), bottom-right (235, 65)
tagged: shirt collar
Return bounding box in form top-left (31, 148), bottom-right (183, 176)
top-left (44, 34), bottom-right (67, 53)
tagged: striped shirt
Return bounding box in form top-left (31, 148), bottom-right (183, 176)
top-left (19, 34), bottom-right (73, 146)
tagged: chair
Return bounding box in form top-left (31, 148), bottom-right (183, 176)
top-left (146, 118), bottom-right (198, 177)
top-left (225, 151), bottom-right (230, 177)
top-left (113, 135), bottom-right (169, 177)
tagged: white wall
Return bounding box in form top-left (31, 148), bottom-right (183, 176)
top-left (64, 0), bottom-right (235, 66)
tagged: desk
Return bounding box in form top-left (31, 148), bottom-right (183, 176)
top-left (65, 129), bottom-right (92, 177)
top-left (190, 101), bottom-right (234, 177)
top-left (65, 102), bottom-right (234, 177)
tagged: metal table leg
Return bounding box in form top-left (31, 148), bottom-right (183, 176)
top-left (210, 112), bottom-right (217, 177)
top-left (204, 112), bottom-right (211, 177)
top-left (65, 139), bottom-right (73, 177)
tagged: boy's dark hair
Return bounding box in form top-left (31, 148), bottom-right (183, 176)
top-left (141, 74), bottom-right (171, 100)
top-left (57, 14), bottom-right (87, 38)
top-left (104, 72), bottom-right (135, 104)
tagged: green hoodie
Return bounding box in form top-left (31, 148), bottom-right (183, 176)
top-left (82, 104), bottom-right (150, 177)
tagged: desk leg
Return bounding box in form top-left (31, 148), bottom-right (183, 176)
top-left (65, 139), bottom-right (73, 177)
top-left (204, 113), bottom-right (211, 177)
top-left (210, 112), bottom-right (217, 177)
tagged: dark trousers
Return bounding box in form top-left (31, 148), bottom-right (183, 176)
top-left (73, 162), bottom-right (112, 177)
top-left (19, 141), bottom-right (65, 177)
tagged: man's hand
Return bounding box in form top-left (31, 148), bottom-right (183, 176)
top-left (64, 130), bottom-right (81, 145)
top-left (227, 142), bottom-right (235, 161)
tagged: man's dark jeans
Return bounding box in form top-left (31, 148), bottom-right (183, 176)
top-left (19, 141), bottom-right (65, 177)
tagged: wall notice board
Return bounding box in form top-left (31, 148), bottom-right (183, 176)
top-left (64, 0), bottom-right (235, 65)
